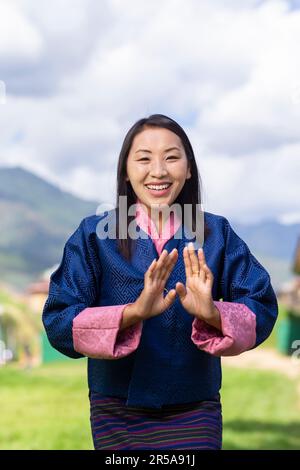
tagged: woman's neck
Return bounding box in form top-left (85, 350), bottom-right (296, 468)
top-left (147, 206), bottom-right (170, 237)
top-left (136, 199), bottom-right (173, 237)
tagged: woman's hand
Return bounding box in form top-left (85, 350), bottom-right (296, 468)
top-left (133, 248), bottom-right (178, 320)
top-left (175, 242), bottom-right (221, 329)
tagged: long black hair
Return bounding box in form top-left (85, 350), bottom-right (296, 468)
top-left (115, 113), bottom-right (209, 261)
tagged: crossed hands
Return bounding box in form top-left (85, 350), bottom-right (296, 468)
top-left (134, 242), bottom-right (221, 330)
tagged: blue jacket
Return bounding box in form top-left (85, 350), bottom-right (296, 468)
top-left (42, 210), bottom-right (278, 408)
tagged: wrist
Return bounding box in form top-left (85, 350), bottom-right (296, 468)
top-left (120, 303), bottom-right (143, 331)
top-left (203, 304), bottom-right (222, 330)
top-left (127, 301), bottom-right (144, 320)
top-left (133, 292), bottom-right (149, 320)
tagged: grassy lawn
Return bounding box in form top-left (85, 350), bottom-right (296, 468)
top-left (0, 358), bottom-right (299, 450)
top-left (258, 303), bottom-right (288, 350)
top-left (222, 366), bottom-right (300, 449)
top-left (0, 359), bottom-right (93, 450)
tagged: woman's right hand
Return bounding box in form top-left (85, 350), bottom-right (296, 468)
top-left (134, 248), bottom-right (178, 320)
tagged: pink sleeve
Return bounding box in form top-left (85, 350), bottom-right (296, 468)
top-left (191, 300), bottom-right (256, 356)
top-left (72, 304), bottom-right (143, 359)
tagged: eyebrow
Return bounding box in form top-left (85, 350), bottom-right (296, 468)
top-left (135, 146), bottom-right (181, 154)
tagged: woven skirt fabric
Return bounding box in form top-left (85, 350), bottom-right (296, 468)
top-left (89, 391), bottom-right (222, 450)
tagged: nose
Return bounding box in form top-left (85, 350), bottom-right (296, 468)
top-left (149, 160), bottom-right (168, 178)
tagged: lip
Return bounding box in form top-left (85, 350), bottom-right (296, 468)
top-left (144, 182), bottom-right (172, 185)
top-left (144, 182), bottom-right (173, 197)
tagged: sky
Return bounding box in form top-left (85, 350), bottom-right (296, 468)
top-left (0, 0), bottom-right (300, 224)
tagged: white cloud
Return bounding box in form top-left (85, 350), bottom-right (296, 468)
top-left (278, 212), bottom-right (300, 224)
top-left (198, 0), bottom-right (300, 155)
top-left (63, 165), bottom-right (117, 205)
top-left (200, 141), bottom-right (300, 223)
top-left (0, 0), bottom-right (43, 63)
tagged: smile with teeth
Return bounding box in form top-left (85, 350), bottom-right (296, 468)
top-left (145, 183), bottom-right (172, 190)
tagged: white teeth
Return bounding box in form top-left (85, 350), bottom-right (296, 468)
top-left (146, 184), bottom-right (171, 190)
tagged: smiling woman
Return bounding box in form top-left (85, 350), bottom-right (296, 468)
top-left (126, 127), bottom-right (191, 235)
top-left (116, 114), bottom-right (204, 261)
top-left (42, 113), bottom-right (278, 450)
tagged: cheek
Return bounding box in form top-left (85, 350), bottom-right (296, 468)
top-left (172, 162), bottom-right (189, 180)
top-left (126, 165), bottom-right (147, 184)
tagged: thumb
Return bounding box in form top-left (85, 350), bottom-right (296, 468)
top-left (175, 282), bottom-right (187, 300)
top-left (163, 289), bottom-right (177, 308)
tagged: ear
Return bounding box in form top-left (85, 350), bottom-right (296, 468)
top-left (186, 166), bottom-right (192, 180)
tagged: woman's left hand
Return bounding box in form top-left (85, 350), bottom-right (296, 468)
top-left (175, 242), bottom-right (221, 330)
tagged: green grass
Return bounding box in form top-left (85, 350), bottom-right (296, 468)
top-left (0, 359), bottom-right (93, 450)
top-left (0, 359), bottom-right (299, 450)
top-left (222, 366), bottom-right (300, 449)
top-left (259, 303), bottom-right (289, 350)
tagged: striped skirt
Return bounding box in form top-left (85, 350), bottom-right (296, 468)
top-left (89, 391), bottom-right (222, 450)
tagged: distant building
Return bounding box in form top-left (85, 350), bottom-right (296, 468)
top-left (0, 286), bottom-right (39, 365)
top-left (276, 235), bottom-right (300, 355)
top-left (292, 236), bottom-right (300, 275)
top-left (26, 265), bottom-right (57, 314)
top-left (277, 236), bottom-right (300, 316)
top-left (27, 265), bottom-right (72, 364)
top-left (27, 279), bottom-right (50, 312)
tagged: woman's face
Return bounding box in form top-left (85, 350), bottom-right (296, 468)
top-left (126, 127), bottom-right (191, 211)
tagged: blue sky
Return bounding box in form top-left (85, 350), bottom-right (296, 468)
top-left (0, 0), bottom-right (300, 224)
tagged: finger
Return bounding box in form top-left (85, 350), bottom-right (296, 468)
top-left (183, 246), bottom-right (193, 278)
top-left (163, 289), bottom-right (177, 309)
top-left (157, 249), bottom-right (174, 280)
top-left (161, 249), bottom-right (178, 281)
top-left (197, 248), bottom-right (206, 283)
top-left (187, 242), bottom-right (199, 275)
top-left (146, 258), bottom-right (157, 279)
top-left (154, 249), bottom-right (169, 277)
top-left (205, 268), bottom-right (214, 283)
top-left (198, 249), bottom-right (214, 283)
top-left (175, 282), bottom-right (187, 300)
top-left (197, 247), bottom-right (205, 266)
top-left (203, 262), bottom-right (214, 283)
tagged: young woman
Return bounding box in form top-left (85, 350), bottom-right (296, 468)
top-left (42, 114), bottom-right (278, 450)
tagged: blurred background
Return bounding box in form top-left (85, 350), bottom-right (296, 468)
top-left (0, 0), bottom-right (300, 450)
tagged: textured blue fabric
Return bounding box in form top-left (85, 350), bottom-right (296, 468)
top-left (42, 210), bottom-right (278, 409)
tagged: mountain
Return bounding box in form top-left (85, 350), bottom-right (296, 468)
top-left (230, 219), bottom-right (300, 262)
top-left (0, 166), bottom-right (99, 290)
top-left (0, 166), bottom-right (298, 292)
top-left (228, 219), bottom-right (300, 291)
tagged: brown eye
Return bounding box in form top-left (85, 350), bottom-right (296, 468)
top-left (167, 156), bottom-right (178, 160)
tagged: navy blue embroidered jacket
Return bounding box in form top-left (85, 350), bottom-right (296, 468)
top-left (42, 210), bottom-right (278, 408)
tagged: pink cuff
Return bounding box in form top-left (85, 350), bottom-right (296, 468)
top-left (191, 301), bottom-right (256, 356)
top-left (72, 304), bottom-right (143, 359)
